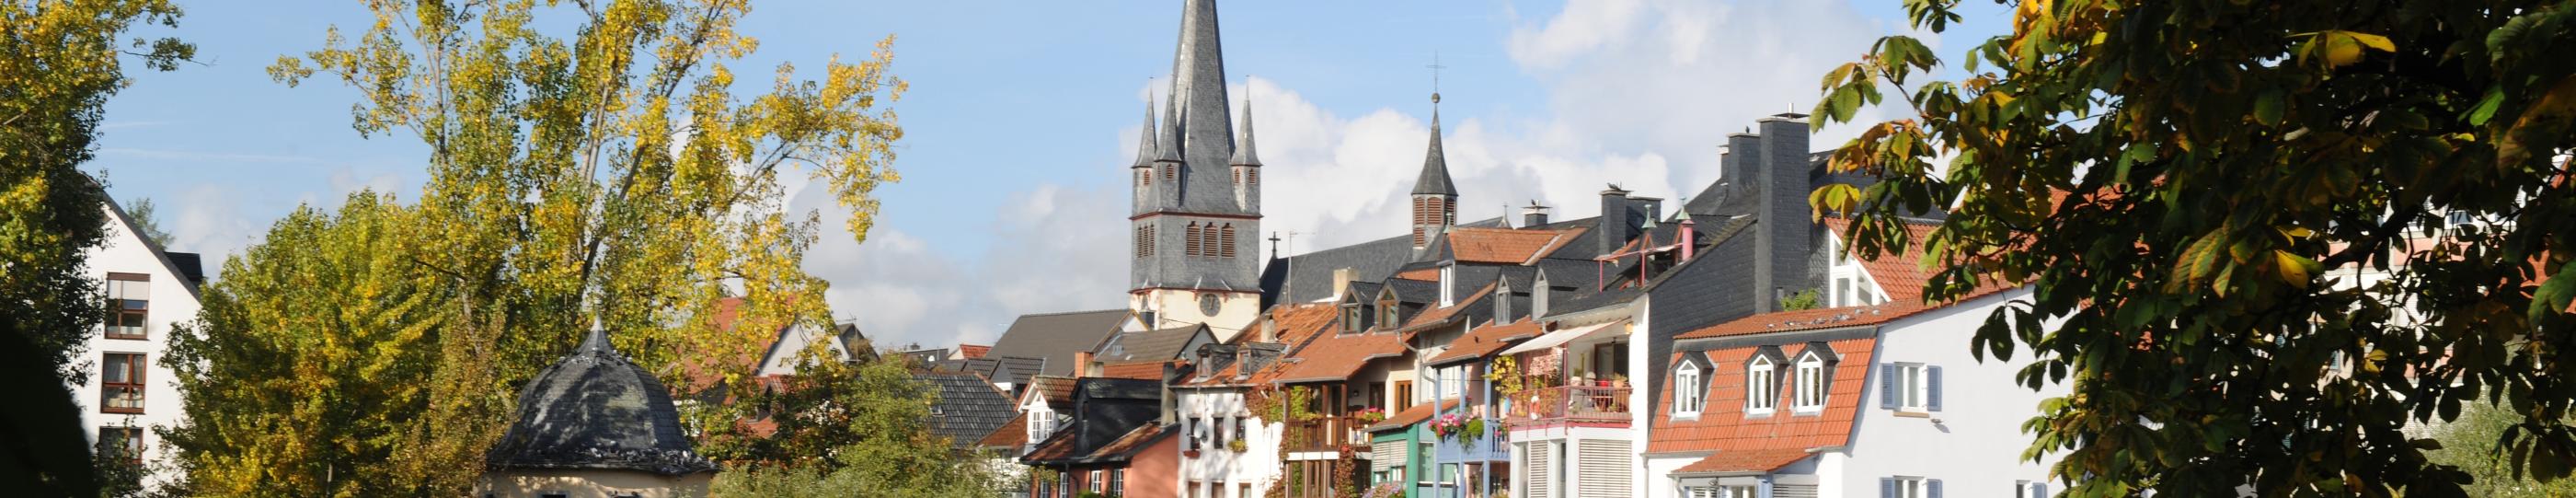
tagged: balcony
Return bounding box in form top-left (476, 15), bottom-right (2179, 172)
top-left (1283, 415), bottom-right (1365, 454)
top-left (1430, 413), bottom-right (1508, 462)
top-left (1504, 385), bottom-right (1630, 426)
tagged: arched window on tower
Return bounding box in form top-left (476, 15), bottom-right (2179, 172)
top-left (1164, 164), bottom-right (1177, 180)
top-left (1201, 224), bottom-right (1219, 258)
top-left (1185, 223), bottom-right (1202, 257)
top-left (1220, 225), bottom-right (1236, 258)
top-left (1138, 169), bottom-right (1150, 186)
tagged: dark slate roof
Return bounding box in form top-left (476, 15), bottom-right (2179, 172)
top-left (1131, 99), bottom-right (1160, 168)
top-left (1155, 0), bottom-right (1251, 215)
top-left (1098, 325), bottom-right (1206, 363)
top-left (929, 355), bottom-right (1045, 388)
top-left (487, 330), bottom-right (718, 476)
top-left (1413, 103), bottom-right (1456, 196)
top-left (988, 309), bottom-right (1132, 376)
top-left (1276, 233), bottom-right (1415, 304)
top-left (917, 371), bottom-right (1018, 451)
top-left (1231, 92), bottom-right (1262, 166)
top-left (1384, 278), bottom-right (1441, 306)
top-left (165, 252), bottom-right (204, 290)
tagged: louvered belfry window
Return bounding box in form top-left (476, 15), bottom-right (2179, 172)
top-left (1185, 223), bottom-right (1202, 256)
top-left (1200, 224), bottom-right (1220, 258)
top-left (1219, 225), bottom-right (1236, 258)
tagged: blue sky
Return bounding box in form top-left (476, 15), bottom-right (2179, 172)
top-left (91, 0), bottom-right (2006, 348)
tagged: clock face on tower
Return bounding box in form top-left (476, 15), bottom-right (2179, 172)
top-left (1199, 293), bottom-right (1222, 316)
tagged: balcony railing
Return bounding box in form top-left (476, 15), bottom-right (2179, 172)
top-left (1283, 415), bottom-right (1364, 453)
top-left (1504, 385), bottom-right (1630, 425)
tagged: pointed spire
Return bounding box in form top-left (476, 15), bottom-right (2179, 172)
top-left (1412, 93), bottom-right (1458, 196)
top-left (1165, 0), bottom-right (1234, 168)
top-left (1156, 90), bottom-right (1185, 163)
top-left (1230, 88), bottom-right (1261, 167)
top-left (582, 319), bottom-right (615, 356)
top-left (1133, 97), bottom-right (1161, 168)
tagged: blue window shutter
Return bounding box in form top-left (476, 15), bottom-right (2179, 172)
top-left (1928, 479), bottom-right (1943, 498)
top-left (1880, 364), bottom-right (1898, 410)
top-left (2035, 482), bottom-right (2050, 497)
top-left (1926, 365), bottom-right (1944, 411)
top-left (1880, 478), bottom-right (1895, 498)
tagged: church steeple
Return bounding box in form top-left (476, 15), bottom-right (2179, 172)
top-left (1410, 93), bottom-right (1458, 249)
top-left (1130, 0), bottom-right (1261, 327)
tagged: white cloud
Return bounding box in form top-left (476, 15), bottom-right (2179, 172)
top-left (804, 0), bottom-right (1930, 350)
top-left (167, 184), bottom-right (261, 267)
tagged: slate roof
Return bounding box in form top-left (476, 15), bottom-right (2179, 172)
top-left (1270, 217), bottom-right (1511, 304)
top-left (989, 309), bottom-right (1132, 376)
top-left (1647, 337), bottom-right (1876, 455)
top-left (1098, 325), bottom-right (1205, 363)
top-left (929, 356), bottom-right (1044, 388)
top-left (486, 330), bottom-right (719, 476)
top-left (1423, 319), bottom-right (1546, 366)
top-left (1365, 399), bottom-right (1459, 433)
top-left (1413, 106), bottom-right (1457, 196)
top-left (1402, 283), bottom-right (1495, 334)
top-left (917, 370), bottom-right (1017, 451)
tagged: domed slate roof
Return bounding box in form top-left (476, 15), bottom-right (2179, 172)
top-left (485, 328), bottom-right (719, 476)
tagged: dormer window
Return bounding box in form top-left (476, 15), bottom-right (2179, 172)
top-left (1343, 306), bottom-right (1363, 331)
top-left (1747, 355), bottom-right (1777, 414)
top-left (1439, 265), bottom-right (1455, 306)
top-left (1673, 362), bottom-right (1705, 417)
top-left (1794, 353), bottom-right (1828, 412)
top-left (1378, 295), bottom-right (1399, 330)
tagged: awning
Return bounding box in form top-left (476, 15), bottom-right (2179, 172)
top-left (1500, 320), bottom-right (1625, 355)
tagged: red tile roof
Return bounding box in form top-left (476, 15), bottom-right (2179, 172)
top-left (1824, 217), bottom-right (1941, 306)
top-left (1089, 422), bottom-right (1170, 458)
top-left (1673, 447), bottom-right (1816, 475)
top-left (1366, 399), bottom-right (1460, 432)
top-left (1676, 304), bottom-right (1930, 340)
top-left (1647, 337), bottom-right (1877, 455)
top-left (1099, 360), bottom-right (1177, 380)
top-left (1397, 267), bottom-right (1442, 281)
top-left (1270, 303), bottom-right (1341, 350)
top-left (1022, 423), bottom-right (1082, 460)
top-left (980, 412), bottom-right (1029, 449)
top-left (1449, 226), bottom-right (1588, 264)
top-left (1402, 283), bottom-right (1495, 333)
top-left (1025, 376), bottom-right (1076, 409)
top-left (958, 344), bottom-right (992, 359)
top-left (1424, 319), bottom-right (1546, 365)
top-left (1272, 331), bottom-right (1408, 384)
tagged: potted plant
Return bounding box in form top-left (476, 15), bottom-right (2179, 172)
top-left (1354, 407), bottom-right (1388, 424)
top-left (1227, 438), bottom-right (1249, 453)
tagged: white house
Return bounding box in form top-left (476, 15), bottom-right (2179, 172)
top-left (70, 199), bottom-right (206, 490)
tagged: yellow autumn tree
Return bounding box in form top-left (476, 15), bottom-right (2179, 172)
top-left (162, 1), bottom-right (903, 494)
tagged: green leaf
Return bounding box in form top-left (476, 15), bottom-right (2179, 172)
top-left (2535, 262), bottom-right (2576, 322)
top-left (2469, 88), bottom-right (2505, 126)
top-left (2253, 89), bottom-right (2285, 126)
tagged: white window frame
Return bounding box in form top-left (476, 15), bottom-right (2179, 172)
top-left (1747, 356), bottom-right (1777, 414)
top-left (1896, 363), bottom-right (1929, 412)
top-left (1795, 353), bottom-right (1827, 412)
top-left (1724, 485), bottom-right (1757, 498)
top-left (1893, 476), bottom-right (1927, 498)
top-left (1673, 362), bottom-right (1704, 417)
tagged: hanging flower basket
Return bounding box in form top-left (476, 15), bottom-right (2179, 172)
top-left (1228, 438), bottom-right (1248, 453)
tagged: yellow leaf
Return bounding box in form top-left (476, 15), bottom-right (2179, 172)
top-left (2274, 249), bottom-right (2317, 288)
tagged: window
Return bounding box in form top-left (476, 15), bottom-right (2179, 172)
top-left (1724, 485), bottom-right (1758, 498)
top-left (105, 273), bottom-right (148, 340)
top-left (2016, 480), bottom-right (2051, 498)
top-left (1439, 265), bottom-right (1456, 306)
top-left (1246, 168), bottom-right (1258, 184)
top-left (1836, 278), bottom-right (1852, 307)
top-left (98, 427), bottom-right (143, 464)
top-left (1202, 224), bottom-right (1220, 258)
top-left (1880, 477), bottom-right (1938, 498)
top-left (1747, 356), bottom-right (1777, 414)
top-left (1110, 469), bottom-right (1125, 494)
top-left (101, 353), bottom-right (144, 414)
top-left (1673, 362), bottom-right (1704, 416)
top-left (1881, 363), bottom-right (1941, 412)
top-left (1136, 226), bottom-right (1155, 258)
top-left (1393, 380), bottom-right (1415, 411)
top-left (1378, 300), bottom-right (1397, 330)
top-left (1186, 223), bottom-right (1202, 256)
top-left (1140, 169), bottom-right (1151, 186)
top-left (1220, 224), bottom-right (1236, 258)
top-left (1029, 411), bottom-right (1057, 441)
top-left (1164, 164), bottom-right (1176, 180)
top-left (1795, 354), bottom-right (1827, 411)
top-left (1344, 306), bottom-right (1363, 331)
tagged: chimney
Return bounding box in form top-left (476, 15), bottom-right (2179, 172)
top-left (1724, 129), bottom-right (1763, 198)
top-left (1332, 267), bottom-right (1357, 299)
top-left (1753, 113), bottom-right (1813, 312)
top-left (1523, 201), bottom-right (1552, 226)
top-left (1074, 351), bottom-right (1094, 378)
top-left (1596, 185), bottom-right (1633, 257)
top-left (1679, 211), bottom-right (1698, 262)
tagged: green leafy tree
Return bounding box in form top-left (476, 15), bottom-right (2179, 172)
top-left (1811, 0), bottom-right (2576, 495)
top-left (160, 192), bottom-right (455, 496)
top-left (1, 0), bottom-right (192, 392)
top-left (163, 1), bottom-right (907, 494)
top-left (702, 353), bottom-right (1003, 497)
top-left (2429, 397), bottom-right (2576, 497)
top-left (121, 197), bottom-right (171, 247)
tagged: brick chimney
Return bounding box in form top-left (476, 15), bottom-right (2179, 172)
top-left (1332, 267), bottom-right (1357, 299)
top-left (1753, 113), bottom-right (1814, 312)
top-left (1523, 201), bottom-right (1551, 226)
top-left (1074, 351), bottom-right (1093, 378)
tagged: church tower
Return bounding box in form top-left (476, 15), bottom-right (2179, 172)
top-left (1410, 94), bottom-right (1458, 249)
top-left (1131, 0), bottom-right (1260, 332)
